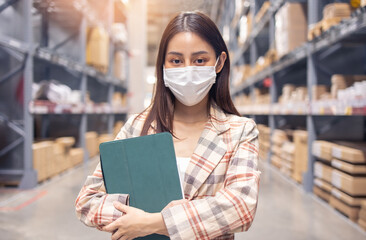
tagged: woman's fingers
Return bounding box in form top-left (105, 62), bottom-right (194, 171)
top-left (113, 201), bottom-right (129, 213)
top-left (103, 220), bottom-right (119, 233)
top-left (111, 229), bottom-right (126, 240)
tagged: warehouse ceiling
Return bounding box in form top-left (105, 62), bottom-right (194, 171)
top-left (147, 0), bottom-right (223, 66)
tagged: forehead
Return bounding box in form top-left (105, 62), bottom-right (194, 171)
top-left (166, 32), bottom-right (215, 55)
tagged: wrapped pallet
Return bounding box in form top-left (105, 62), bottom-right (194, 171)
top-left (275, 2), bottom-right (307, 58)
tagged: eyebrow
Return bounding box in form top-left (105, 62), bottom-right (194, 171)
top-left (167, 51), bottom-right (209, 56)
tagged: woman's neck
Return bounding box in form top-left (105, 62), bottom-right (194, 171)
top-left (173, 96), bottom-right (210, 123)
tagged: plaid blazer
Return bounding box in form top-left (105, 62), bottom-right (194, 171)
top-left (75, 103), bottom-right (260, 240)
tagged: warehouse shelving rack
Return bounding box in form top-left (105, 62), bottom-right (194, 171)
top-left (223, 0), bottom-right (366, 193)
top-left (0, 0), bottom-right (129, 189)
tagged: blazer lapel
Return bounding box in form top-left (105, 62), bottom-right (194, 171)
top-left (183, 103), bottom-right (230, 200)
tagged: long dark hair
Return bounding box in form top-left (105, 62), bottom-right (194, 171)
top-left (139, 11), bottom-right (239, 136)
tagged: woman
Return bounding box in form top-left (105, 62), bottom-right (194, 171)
top-left (75, 11), bottom-right (260, 240)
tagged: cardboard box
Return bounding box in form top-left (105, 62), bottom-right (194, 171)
top-left (55, 137), bottom-right (75, 154)
top-left (331, 159), bottom-right (366, 175)
top-left (54, 152), bottom-right (66, 175)
top-left (332, 169), bottom-right (366, 196)
top-left (98, 134), bottom-right (114, 146)
top-left (271, 155), bottom-right (282, 169)
top-left (359, 218), bottom-right (366, 231)
top-left (85, 131), bottom-right (99, 158)
top-left (314, 177), bottom-right (332, 193)
top-left (331, 75), bottom-right (366, 98)
top-left (323, 3), bottom-right (351, 20)
top-left (359, 209), bottom-right (366, 221)
top-left (312, 140), bottom-right (336, 162)
top-left (331, 187), bottom-right (366, 207)
top-left (86, 27), bottom-right (109, 73)
top-left (275, 3), bottom-right (307, 58)
top-left (312, 85), bottom-right (328, 101)
top-left (330, 196), bottom-right (360, 221)
top-left (114, 51), bottom-right (126, 80)
top-left (68, 148), bottom-right (84, 166)
top-left (272, 145), bottom-right (282, 157)
top-left (314, 161), bottom-right (333, 183)
top-left (272, 129), bottom-right (288, 145)
top-left (314, 186), bottom-right (331, 202)
top-left (33, 141), bottom-right (55, 182)
top-left (292, 130), bottom-right (308, 183)
top-left (331, 141), bottom-right (366, 163)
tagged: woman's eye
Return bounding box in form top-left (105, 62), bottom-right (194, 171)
top-left (171, 59), bottom-right (181, 64)
top-left (195, 59), bottom-right (205, 64)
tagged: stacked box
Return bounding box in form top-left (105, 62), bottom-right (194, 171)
top-left (271, 129), bottom-right (289, 170)
top-left (55, 137), bottom-right (75, 173)
top-left (114, 51), bottom-right (126, 81)
top-left (327, 141), bottom-right (366, 221)
top-left (314, 161), bottom-right (333, 184)
top-left (312, 140), bottom-right (336, 162)
top-left (86, 27), bottom-right (109, 73)
top-left (312, 85), bottom-right (329, 101)
top-left (275, 3), bottom-right (307, 58)
top-left (53, 143), bottom-right (67, 174)
top-left (331, 75), bottom-right (366, 99)
top-left (293, 130), bottom-right (308, 183)
top-left (258, 124), bottom-right (271, 161)
top-left (278, 85), bottom-right (308, 104)
top-left (68, 148), bottom-right (84, 166)
top-left (33, 141), bottom-right (55, 182)
top-left (323, 3), bottom-right (351, 20)
top-left (98, 134), bottom-right (114, 146)
top-left (280, 141), bottom-right (295, 177)
top-left (85, 132), bottom-right (99, 158)
top-left (313, 177), bottom-right (332, 202)
top-left (359, 201), bottom-right (366, 231)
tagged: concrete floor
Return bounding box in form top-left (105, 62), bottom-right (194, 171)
top-left (1, 158), bottom-right (366, 240)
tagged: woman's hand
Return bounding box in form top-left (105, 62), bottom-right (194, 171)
top-left (102, 201), bottom-right (168, 240)
top-left (163, 199), bottom-right (188, 211)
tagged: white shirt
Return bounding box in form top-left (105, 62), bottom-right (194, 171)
top-left (176, 157), bottom-right (190, 194)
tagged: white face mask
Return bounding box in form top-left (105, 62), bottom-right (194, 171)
top-left (163, 57), bottom-right (220, 106)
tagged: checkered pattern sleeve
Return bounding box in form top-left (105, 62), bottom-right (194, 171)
top-left (161, 120), bottom-right (260, 240)
top-left (75, 115), bottom-right (137, 228)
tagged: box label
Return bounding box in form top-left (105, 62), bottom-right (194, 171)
top-left (332, 147), bottom-right (342, 159)
top-left (313, 144), bottom-right (321, 157)
top-left (332, 171), bottom-right (342, 188)
top-left (331, 160), bottom-right (342, 169)
top-left (314, 163), bottom-right (323, 178)
top-left (331, 188), bottom-right (341, 199)
top-left (314, 178), bottom-right (322, 188)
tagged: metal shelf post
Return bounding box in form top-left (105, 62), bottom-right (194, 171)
top-left (19, 0), bottom-right (37, 189)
